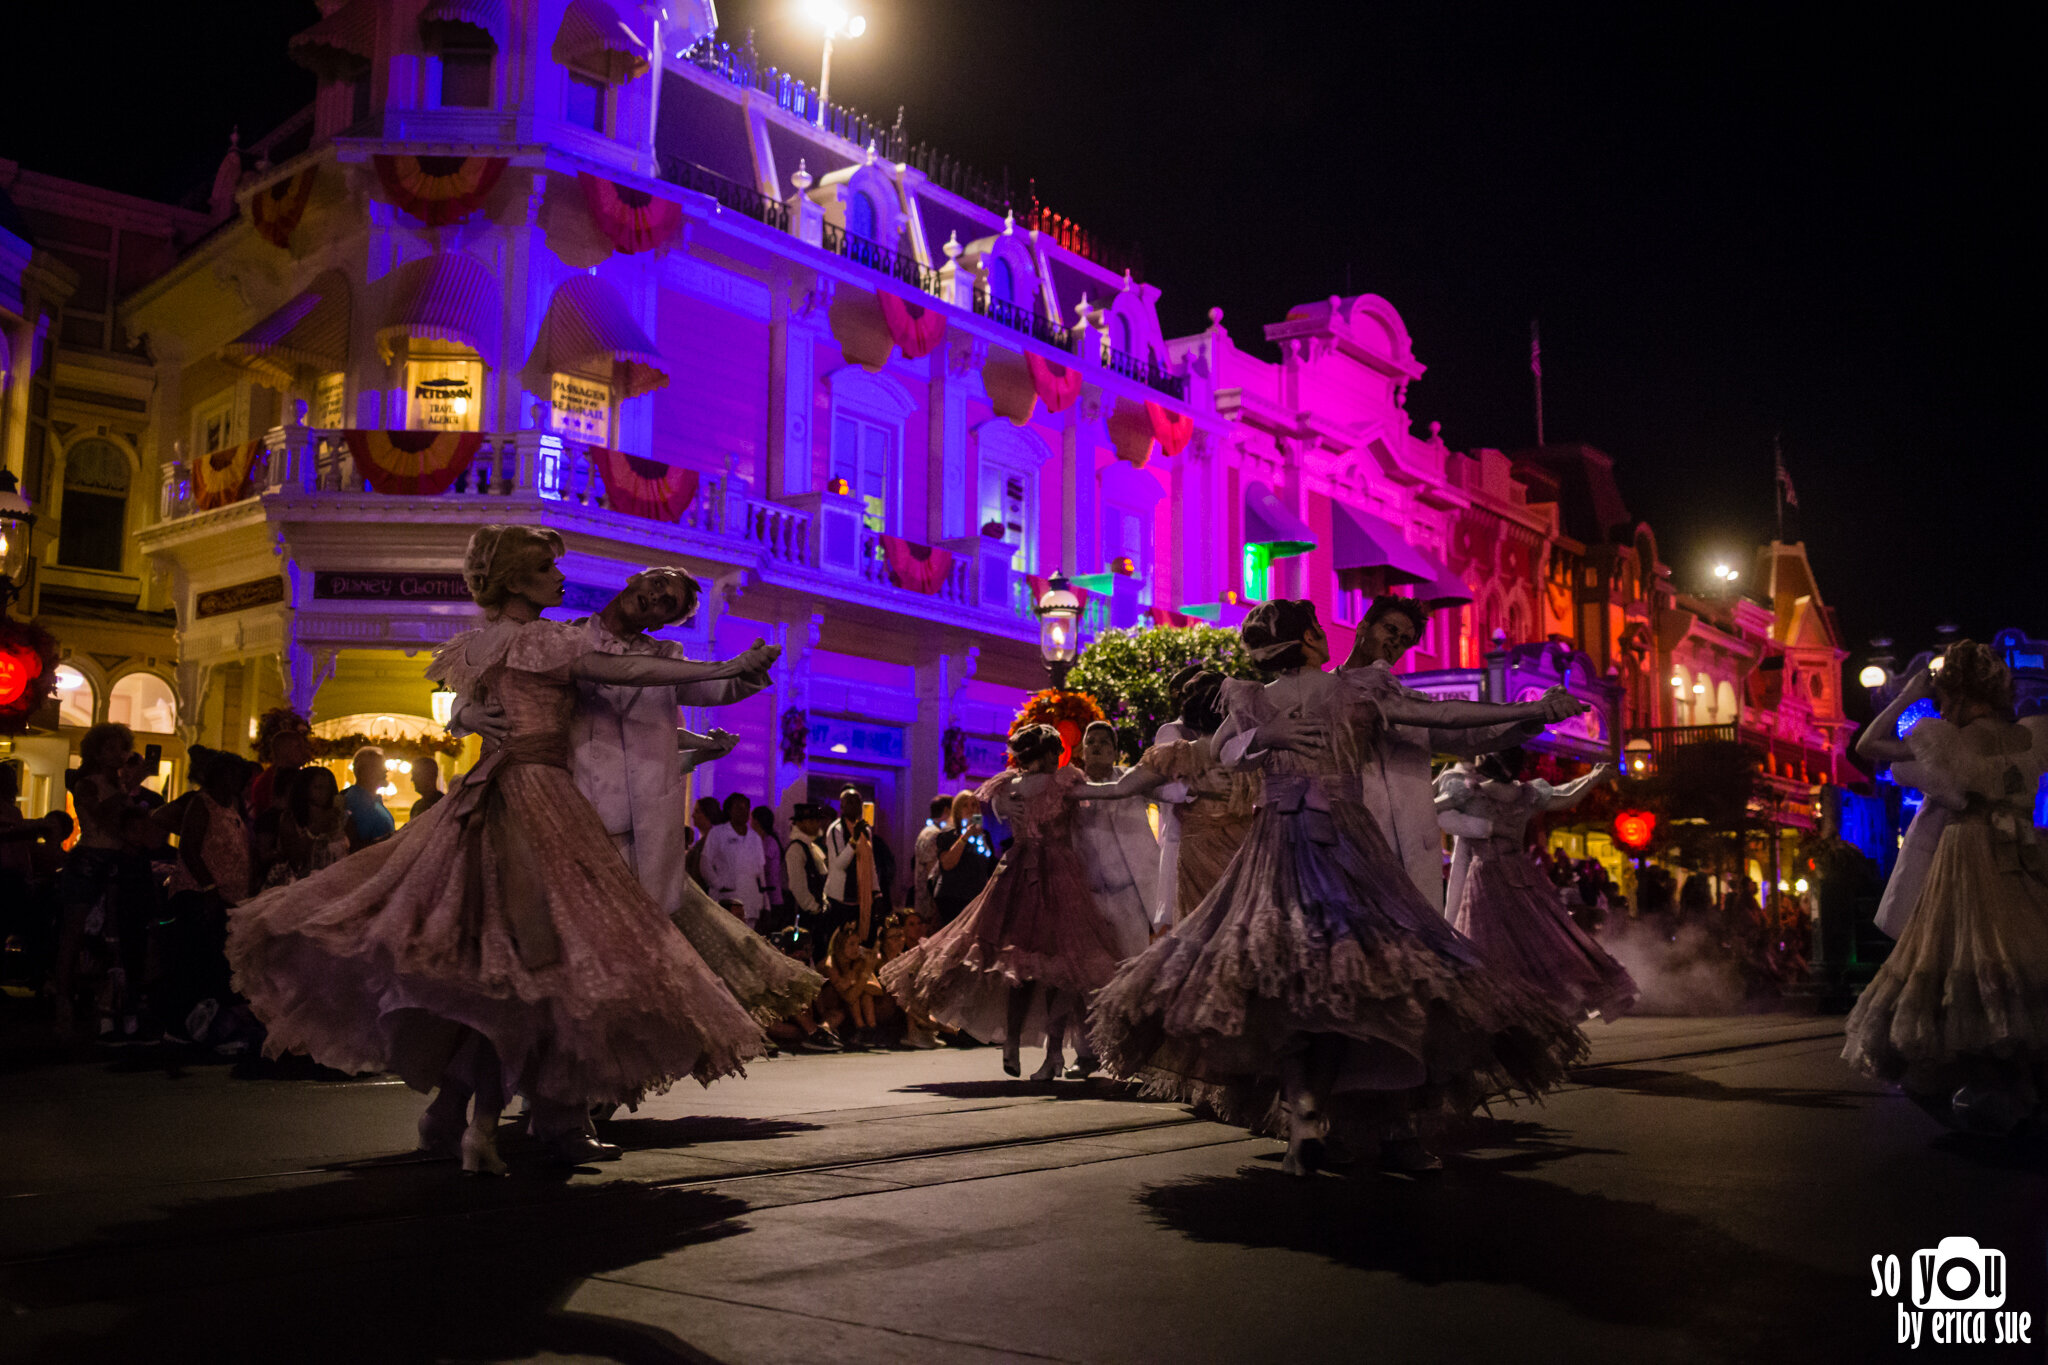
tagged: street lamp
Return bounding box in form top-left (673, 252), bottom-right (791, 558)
top-left (430, 683), bottom-right (458, 729)
top-left (1034, 571), bottom-right (1082, 690)
top-left (1623, 736), bottom-right (1655, 777)
top-left (1857, 663), bottom-right (1889, 689)
top-left (0, 470), bottom-right (35, 612)
top-left (804, 0), bottom-right (866, 116)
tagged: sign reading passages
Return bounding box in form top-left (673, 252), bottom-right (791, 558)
top-left (549, 373), bottom-right (612, 443)
top-left (313, 571), bottom-right (472, 602)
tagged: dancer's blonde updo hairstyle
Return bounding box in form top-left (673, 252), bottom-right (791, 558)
top-left (462, 525), bottom-right (565, 617)
top-left (1932, 640), bottom-right (2015, 720)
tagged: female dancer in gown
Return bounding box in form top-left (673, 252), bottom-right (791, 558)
top-left (1088, 600), bottom-right (1589, 1175)
top-left (1843, 643), bottom-right (2048, 1135)
top-left (879, 725), bottom-right (1132, 1081)
top-left (229, 526), bottom-right (778, 1172)
top-left (1148, 670), bottom-right (1259, 928)
top-left (1435, 751), bottom-right (1638, 1022)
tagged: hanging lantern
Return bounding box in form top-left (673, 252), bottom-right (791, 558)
top-left (1034, 571), bottom-right (1082, 690)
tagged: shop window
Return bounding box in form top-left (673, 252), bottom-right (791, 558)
top-left (194, 395), bottom-right (234, 459)
top-left (831, 413), bottom-right (893, 533)
top-left (1332, 568), bottom-right (1366, 627)
top-left (978, 465), bottom-right (1032, 569)
top-left (404, 353), bottom-right (483, 431)
top-left (109, 673), bottom-right (177, 734)
top-left (565, 71), bottom-right (606, 131)
top-left (54, 665), bottom-right (95, 728)
top-left (57, 438), bottom-right (130, 573)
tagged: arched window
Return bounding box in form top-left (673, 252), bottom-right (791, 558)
top-left (58, 439), bottom-right (130, 572)
top-left (1695, 670), bottom-right (1716, 722)
top-left (844, 191), bottom-right (877, 244)
top-left (1717, 679), bottom-right (1740, 726)
top-left (109, 673), bottom-right (178, 735)
top-left (1113, 313), bottom-right (1133, 356)
top-left (987, 257), bottom-right (1015, 306)
top-left (53, 665), bottom-right (95, 728)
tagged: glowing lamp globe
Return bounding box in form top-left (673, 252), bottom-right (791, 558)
top-left (1034, 571), bottom-right (1082, 689)
top-left (430, 684), bottom-right (457, 728)
top-left (0, 469), bottom-right (35, 601)
top-left (1613, 810), bottom-right (1656, 851)
top-left (1858, 664), bottom-right (1888, 689)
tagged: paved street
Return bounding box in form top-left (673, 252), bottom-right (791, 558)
top-left (3, 1013), bottom-right (2043, 1365)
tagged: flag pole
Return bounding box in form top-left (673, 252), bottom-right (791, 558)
top-left (1773, 431), bottom-right (1784, 543)
top-left (1530, 319), bottom-right (1545, 447)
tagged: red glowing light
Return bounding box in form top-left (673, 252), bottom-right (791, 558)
top-left (0, 646), bottom-right (34, 707)
top-left (1613, 810), bottom-right (1656, 850)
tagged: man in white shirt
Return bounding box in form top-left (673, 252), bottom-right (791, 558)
top-left (820, 787), bottom-right (871, 942)
top-left (700, 792), bottom-right (768, 926)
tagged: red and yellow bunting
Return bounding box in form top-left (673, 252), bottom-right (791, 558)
top-left (373, 154), bottom-right (508, 227)
top-left (876, 291), bottom-right (947, 360)
top-left (880, 535), bottom-right (954, 594)
top-left (342, 429), bottom-right (485, 496)
top-left (194, 440), bottom-right (267, 510)
top-left (1145, 399), bottom-right (1194, 457)
top-left (577, 173), bottom-right (682, 254)
top-left (1025, 350), bottom-right (1083, 413)
top-left (592, 447), bottom-right (699, 521)
top-left (248, 167), bottom-right (318, 249)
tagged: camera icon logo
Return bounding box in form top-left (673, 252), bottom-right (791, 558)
top-left (1913, 1237), bottom-right (2006, 1309)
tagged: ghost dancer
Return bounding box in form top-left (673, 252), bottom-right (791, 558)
top-left (229, 526), bottom-right (779, 1173)
top-left (1090, 599), bottom-right (1590, 1176)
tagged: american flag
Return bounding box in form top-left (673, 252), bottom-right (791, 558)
top-left (1774, 438), bottom-right (1799, 510)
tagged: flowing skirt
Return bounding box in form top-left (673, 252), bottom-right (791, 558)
top-left (879, 836), bottom-right (1126, 1046)
top-left (1175, 802), bottom-right (1253, 927)
top-left (1844, 821), bottom-right (2048, 1094)
top-left (228, 761), bottom-right (767, 1107)
top-left (660, 857), bottom-right (822, 1025)
top-left (1089, 791), bottom-right (1587, 1129)
top-left (1453, 846), bottom-right (1638, 1021)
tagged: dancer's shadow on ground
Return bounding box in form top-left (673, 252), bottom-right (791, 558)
top-left (893, 1076), bottom-right (1164, 1103)
top-left (1138, 1132), bottom-right (1877, 1365)
top-left (1568, 1065), bottom-right (1866, 1109)
top-left (601, 1113), bottom-right (820, 1151)
top-left (8, 1161), bottom-right (750, 1365)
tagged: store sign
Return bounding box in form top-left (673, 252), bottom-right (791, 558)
top-left (808, 716), bottom-right (906, 765)
top-left (313, 571), bottom-right (472, 602)
top-left (549, 373), bottom-right (612, 443)
top-left (1399, 669), bottom-right (1485, 704)
top-left (311, 371), bottom-right (347, 429)
top-left (195, 576), bottom-right (286, 619)
top-left (964, 735), bottom-right (1011, 775)
top-left (405, 359), bottom-right (481, 432)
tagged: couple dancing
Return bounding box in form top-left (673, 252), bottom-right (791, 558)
top-left (227, 526), bottom-right (816, 1173)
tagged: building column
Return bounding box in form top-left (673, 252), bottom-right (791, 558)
top-left (927, 343), bottom-right (969, 541)
top-left (768, 612), bottom-right (822, 817)
top-left (768, 280), bottom-right (828, 501)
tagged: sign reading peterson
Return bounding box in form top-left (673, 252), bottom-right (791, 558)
top-left (313, 571), bottom-right (472, 602)
top-left (195, 576), bottom-right (286, 619)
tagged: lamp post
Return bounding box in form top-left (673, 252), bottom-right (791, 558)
top-left (1034, 571), bottom-right (1081, 691)
top-left (805, 1), bottom-right (866, 118)
top-left (430, 684), bottom-right (458, 729)
top-left (0, 470), bottom-right (35, 615)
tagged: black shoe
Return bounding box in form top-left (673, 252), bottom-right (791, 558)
top-left (1063, 1056), bottom-right (1101, 1080)
top-left (809, 1028), bottom-right (846, 1052)
top-left (544, 1131), bottom-right (623, 1165)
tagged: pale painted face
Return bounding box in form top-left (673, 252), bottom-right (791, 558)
top-left (1360, 610), bottom-right (1421, 666)
top-left (509, 556), bottom-right (566, 609)
top-left (613, 571), bottom-right (693, 633)
top-left (1080, 729), bottom-right (1118, 775)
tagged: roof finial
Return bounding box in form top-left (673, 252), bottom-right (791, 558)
top-left (1002, 208), bottom-right (1015, 235)
top-left (865, 140), bottom-right (877, 166)
top-left (943, 229), bottom-right (961, 261)
top-left (791, 158), bottom-right (812, 192)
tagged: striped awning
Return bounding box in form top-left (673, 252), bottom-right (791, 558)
top-left (524, 275), bottom-right (668, 399)
top-left (553, 0), bottom-right (649, 82)
top-left (289, 0), bottom-right (375, 79)
top-left (1243, 482), bottom-right (1315, 555)
top-left (420, 0), bottom-right (506, 43)
top-left (1330, 503), bottom-right (1435, 583)
top-left (221, 270), bottom-right (351, 387)
top-left (1416, 554), bottom-right (1475, 608)
top-left (375, 252), bottom-right (499, 362)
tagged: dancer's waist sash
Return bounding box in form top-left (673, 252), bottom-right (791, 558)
top-left (450, 733), bottom-right (571, 970)
top-left (449, 734), bottom-right (570, 824)
top-left (1957, 796), bottom-right (2047, 881)
top-left (1260, 774), bottom-right (1357, 847)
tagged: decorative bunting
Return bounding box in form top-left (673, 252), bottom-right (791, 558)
top-left (880, 536), bottom-right (955, 594)
top-left (1145, 399), bottom-right (1194, 457)
top-left (194, 440), bottom-right (268, 510)
top-left (342, 429), bottom-right (485, 495)
top-left (576, 173), bottom-right (683, 254)
top-left (1026, 350), bottom-right (1083, 413)
top-left (1146, 606), bottom-right (1198, 629)
top-left (373, 154), bottom-right (508, 227)
top-left (591, 447), bottom-right (700, 521)
top-left (248, 167), bottom-right (319, 249)
top-left (875, 291), bottom-right (948, 360)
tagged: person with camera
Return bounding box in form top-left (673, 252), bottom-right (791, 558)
top-left (821, 788), bottom-right (879, 943)
top-left (929, 790), bottom-right (996, 929)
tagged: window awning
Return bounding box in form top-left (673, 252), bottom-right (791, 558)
top-left (376, 251), bottom-right (499, 362)
top-left (1329, 503), bottom-right (1435, 583)
top-left (420, 0), bottom-right (506, 44)
top-left (1243, 482), bottom-right (1315, 556)
top-left (288, 0), bottom-right (374, 79)
top-left (524, 275), bottom-right (669, 399)
top-left (220, 270), bottom-right (350, 387)
top-left (1415, 551), bottom-right (1474, 608)
top-left (554, 0), bottom-right (650, 82)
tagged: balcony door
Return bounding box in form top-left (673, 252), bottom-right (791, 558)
top-left (831, 413), bottom-right (893, 533)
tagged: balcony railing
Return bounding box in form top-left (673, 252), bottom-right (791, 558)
top-left (1627, 723), bottom-right (1739, 769)
top-left (822, 222), bottom-right (940, 295)
top-left (659, 156), bottom-right (790, 232)
top-left (154, 426), bottom-right (1027, 627)
top-left (1102, 342), bottom-right (1189, 402)
top-left (974, 290), bottom-right (1072, 352)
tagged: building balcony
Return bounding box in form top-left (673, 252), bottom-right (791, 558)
top-left (145, 423), bottom-right (1037, 643)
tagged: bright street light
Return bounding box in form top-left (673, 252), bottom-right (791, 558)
top-left (805, 1), bottom-right (866, 115)
top-left (1857, 663), bottom-right (1888, 689)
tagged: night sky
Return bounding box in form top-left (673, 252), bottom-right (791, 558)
top-left (7, 2), bottom-right (2039, 687)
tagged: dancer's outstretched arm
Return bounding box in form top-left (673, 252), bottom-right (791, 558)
top-left (1856, 668), bottom-right (1931, 767)
top-left (1076, 765), bottom-right (1172, 800)
top-left (1378, 689), bottom-right (1583, 731)
top-left (572, 639), bottom-right (780, 687)
top-left (1538, 763), bottom-right (1617, 811)
top-left (676, 727), bottom-right (739, 775)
